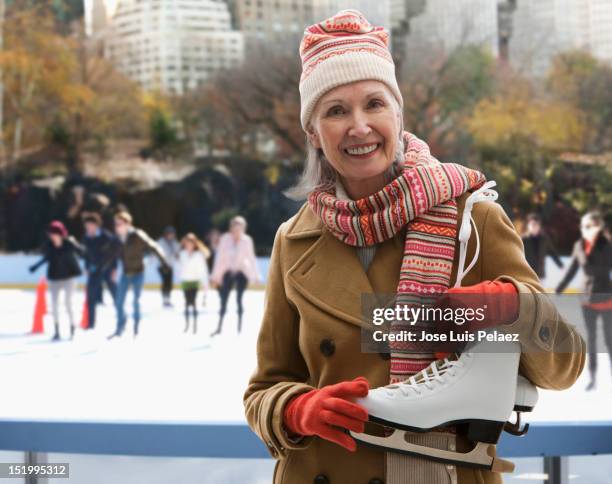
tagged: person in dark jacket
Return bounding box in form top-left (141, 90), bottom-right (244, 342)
top-left (29, 221), bottom-right (84, 341)
top-left (556, 211), bottom-right (612, 390)
top-left (522, 213), bottom-right (563, 279)
top-left (82, 213), bottom-right (120, 330)
top-left (156, 226), bottom-right (180, 308)
top-left (109, 211), bottom-right (170, 339)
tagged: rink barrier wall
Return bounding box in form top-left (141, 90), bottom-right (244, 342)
top-left (0, 420), bottom-right (610, 458)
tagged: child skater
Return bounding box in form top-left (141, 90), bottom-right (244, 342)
top-left (178, 233), bottom-right (210, 334)
top-left (29, 221), bottom-right (84, 341)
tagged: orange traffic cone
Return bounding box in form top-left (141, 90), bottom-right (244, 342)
top-left (80, 298), bottom-right (89, 329)
top-left (31, 277), bottom-right (47, 334)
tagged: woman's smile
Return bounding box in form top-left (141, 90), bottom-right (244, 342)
top-left (343, 142), bottom-right (383, 159)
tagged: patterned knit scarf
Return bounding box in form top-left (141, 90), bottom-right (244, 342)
top-left (308, 132), bottom-right (486, 382)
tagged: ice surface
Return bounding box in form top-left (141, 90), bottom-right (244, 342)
top-left (0, 287), bottom-right (610, 425)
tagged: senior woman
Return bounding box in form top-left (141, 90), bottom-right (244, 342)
top-left (244, 10), bottom-right (585, 484)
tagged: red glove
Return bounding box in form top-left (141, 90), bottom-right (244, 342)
top-left (446, 280), bottom-right (519, 327)
top-left (283, 377), bottom-right (370, 452)
top-left (433, 281), bottom-right (519, 360)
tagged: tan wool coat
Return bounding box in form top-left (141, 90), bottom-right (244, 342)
top-left (244, 192), bottom-right (586, 484)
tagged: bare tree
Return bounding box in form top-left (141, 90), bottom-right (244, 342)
top-left (208, 43), bottom-right (304, 161)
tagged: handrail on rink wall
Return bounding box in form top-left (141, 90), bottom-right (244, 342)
top-left (0, 420), bottom-right (611, 458)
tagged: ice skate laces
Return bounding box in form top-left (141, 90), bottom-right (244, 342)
top-left (386, 357), bottom-right (465, 396)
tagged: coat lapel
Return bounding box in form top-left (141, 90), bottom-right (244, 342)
top-left (285, 203), bottom-right (405, 330)
top-left (285, 204), bottom-right (375, 329)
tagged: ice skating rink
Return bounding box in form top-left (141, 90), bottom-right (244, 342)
top-left (0, 288), bottom-right (264, 423)
top-left (1, 287), bottom-right (611, 483)
top-left (1, 287), bottom-right (610, 423)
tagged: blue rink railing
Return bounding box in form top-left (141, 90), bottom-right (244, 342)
top-left (0, 420), bottom-right (611, 483)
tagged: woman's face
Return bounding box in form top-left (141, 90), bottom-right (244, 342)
top-left (230, 223), bottom-right (245, 238)
top-left (184, 239), bottom-right (195, 252)
top-left (309, 80), bottom-right (401, 186)
top-left (114, 219), bottom-right (129, 238)
top-left (49, 233), bottom-right (62, 247)
top-left (581, 216), bottom-right (602, 242)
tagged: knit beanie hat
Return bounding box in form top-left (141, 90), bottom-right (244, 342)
top-left (299, 9), bottom-right (403, 130)
top-left (47, 220), bottom-right (68, 238)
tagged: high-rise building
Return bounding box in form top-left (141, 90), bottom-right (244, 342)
top-left (497, 0), bottom-right (517, 62)
top-left (509, 0), bottom-right (612, 76)
top-left (104, 0), bottom-right (244, 94)
top-left (314, 0), bottom-right (391, 29)
top-left (226, 0), bottom-right (390, 53)
top-left (91, 0), bottom-right (108, 34)
top-left (226, 0), bottom-right (315, 48)
top-left (390, 0), bottom-right (425, 31)
top-left (394, 0), bottom-right (499, 64)
top-left (588, 0), bottom-right (612, 65)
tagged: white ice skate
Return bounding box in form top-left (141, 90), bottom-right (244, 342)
top-left (349, 181), bottom-right (538, 471)
top-left (350, 338), bottom-right (538, 472)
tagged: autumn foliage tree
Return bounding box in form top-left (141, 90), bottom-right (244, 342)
top-left (1, 0), bottom-right (146, 173)
top-left (401, 45), bottom-right (496, 158)
top-left (546, 51), bottom-right (612, 153)
top-left (206, 45), bottom-right (303, 161)
top-left (0, 3), bottom-right (72, 164)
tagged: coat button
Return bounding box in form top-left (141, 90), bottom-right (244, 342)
top-left (379, 352), bottom-right (390, 361)
top-left (319, 339), bottom-right (335, 357)
top-left (539, 326), bottom-right (550, 342)
top-left (266, 441), bottom-right (278, 457)
top-left (369, 479), bottom-right (384, 484)
top-left (313, 474), bottom-right (330, 484)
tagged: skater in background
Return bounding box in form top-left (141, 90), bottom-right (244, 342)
top-left (521, 213), bottom-right (563, 280)
top-left (556, 211), bottom-right (612, 391)
top-left (29, 221), bottom-right (83, 341)
top-left (244, 10), bottom-right (585, 484)
top-left (110, 211), bottom-right (170, 339)
top-left (82, 213), bottom-right (120, 330)
top-left (204, 229), bottom-right (221, 272)
top-left (210, 216), bottom-right (260, 337)
top-left (178, 233), bottom-right (210, 334)
top-left (157, 226), bottom-right (181, 307)
top-left (203, 228), bottom-right (221, 307)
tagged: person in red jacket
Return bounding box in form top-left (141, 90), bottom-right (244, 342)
top-left (556, 211), bottom-right (612, 390)
top-left (29, 221), bottom-right (84, 341)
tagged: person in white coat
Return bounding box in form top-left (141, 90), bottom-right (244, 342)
top-left (178, 233), bottom-right (210, 334)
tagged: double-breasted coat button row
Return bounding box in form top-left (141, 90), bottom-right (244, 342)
top-left (319, 338), bottom-right (335, 357)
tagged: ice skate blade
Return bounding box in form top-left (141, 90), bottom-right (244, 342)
top-left (514, 404), bottom-right (534, 412)
top-left (368, 415), bottom-right (505, 444)
top-left (350, 429), bottom-right (515, 473)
